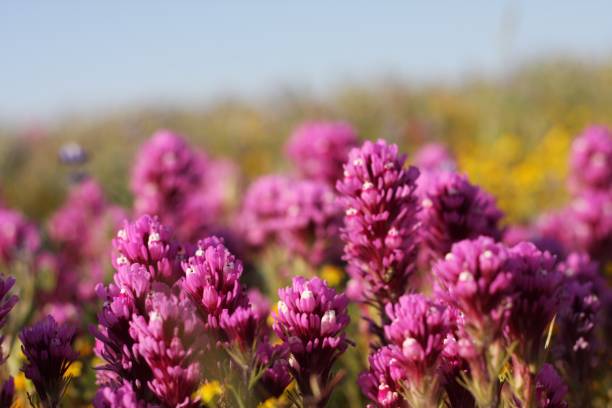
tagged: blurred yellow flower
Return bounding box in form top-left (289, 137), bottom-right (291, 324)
top-left (320, 264), bottom-right (344, 287)
top-left (196, 380), bottom-right (223, 404)
top-left (66, 360), bottom-right (83, 378)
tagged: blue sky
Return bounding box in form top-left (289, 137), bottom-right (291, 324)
top-left (1, 1), bottom-right (611, 124)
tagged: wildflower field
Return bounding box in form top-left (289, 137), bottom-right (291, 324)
top-left (0, 60), bottom-right (611, 407)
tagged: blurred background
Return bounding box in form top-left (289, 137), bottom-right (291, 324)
top-left (1, 1), bottom-right (612, 222)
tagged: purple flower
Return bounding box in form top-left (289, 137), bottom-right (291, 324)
top-left (220, 304), bottom-right (267, 351)
top-left (239, 175), bottom-right (293, 248)
top-left (130, 293), bottom-right (205, 408)
top-left (382, 294), bottom-right (452, 401)
top-left (0, 206), bottom-right (40, 264)
top-left (94, 381), bottom-right (149, 408)
top-left (0, 275), bottom-right (17, 363)
top-left (240, 176), bottom-right (342, 265)
top-left (433, 237), bottom-right (514, 339)
top-left (273, 276), bottom-right (350, 403)
top-left (569, 125), bottom-right (612, 193)
top-left (337, 139), bottom-right (420, 304)
top-left (285, 121), bottom-right (358, 185)
top-left (358, 346), bottom-right (407, 408)
top-left (277, 179), bottom-right (342, 265)
top-left (419, 172), bottom-right (503, 264)
top-left (0, 377), bottom-right (14, 408)
top-left (256, 343), bottom-right (292, 398)
top-left (537, 191), bottom-right (612, 262)
top-left (48, 179), bottom-right (125, 302)
top-left (20, 315), bottom-right (78, 408)
top-left (535, 364), bottom-right (568, 408)
top-left (131, 130), bottom-right (228, 241)
top-left (182, 236), bottom-right (247, 330)
top-left (112, 214), bottom-right (181, 284)
top-left (506, 242), bottom-right (561, 361)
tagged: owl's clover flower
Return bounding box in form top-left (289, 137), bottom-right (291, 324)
top-left (419, 172), bottom-right (503, 264)
top-left (433, 237), bottom-right (514, 340)
top-left (131, 130), bottom-right (228, 241)
top-left (569, 125), bottom-right (612, 193)
top-left (337, 139), bottom-right (420, 305)
top-left (112, 214), bottom-right (181, 284)
top-left (357, 345), bottom-right (407, 408)
top-left (130, 293), bottom-right (205, 408)
top-left (94, 381), bottom-right (149, 408)
top-left (382, 294), bottom-right (453, 404)
top-left (535, 364), bottom-right (568, 408)
top-left (0, 275), bottom-right (18, 363)
top-left (0, 206), bottom-right (40, 264)
top-left (285, 121), bottom-right (358, 185)
top-left (240, 176), bottom-right (342, 265)
top-left (256, 343), bottom-right (292, 399)
top-left (181, 236), bottom-right (248, 330)
top-left (505, 242), bottom-right (562, 361)
top-left (413, 143), bottom-right (457, 173)
top-left (273, 276), bottom-right (350, 405)
top-left (0, 377), bottom-right (14, 408)
top-left (20, 316), bottom-right (78, 408)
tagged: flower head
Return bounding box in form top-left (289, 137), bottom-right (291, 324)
top-left (419, 172), bottom-right (503, 263)
top-left (337, 139), bottom-right (420, 303)
top-left (181, 236), bottom-right (247, 329)
top-left (535, 364), bottom-right (568, 408)
top-left (433, 237), bottom-right (514, 338)
top-left (413, 143), bottom-right (457, 173)
top-left (505, 242), bottom-right (561, 360)
top-left (112, 214), bottom-right (181, 284)
top-left (273, 276), bottom-right (350, 402)
top-left (94, 381), bottom-right (149, 408)
top-left (285, 121), bottom-right (358, 185)
top-left (0, 207), bottom-right (40, 264)
top-left (358, 346), bottom-right (406, 408)
top-left (20, 316), bottom-right (78, 407)
top-left (569, 125), bottom-right (612, 193)
top-left (383, 294), bottom-right (453, 391)
top-left (130, 293), bottom-right (205, 408)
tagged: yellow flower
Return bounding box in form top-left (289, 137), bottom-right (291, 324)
top-left (320, 265), bottom-right (344, 287)
top-left (75, 337), bottom-right (93, 357)
top-left (14, 372), bottom-right (27, 392)
top-left (65, 360), bottom-right (83, 378)
top-left (196, 380), bottom-right (223, 404)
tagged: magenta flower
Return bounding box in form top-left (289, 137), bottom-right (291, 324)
top-left (130, 293), bottom-right (205, 408)
top-left (256, 343), bottom-right (292, 398)
top-left (535, 364), bottom-right (568, 408)
top-left (48, 179), bottom-right (125, 301)
top-left (419, 172), bottom-right (503, 264)
top-left (273, 276), bottom-right (350, 404)
top-left (94, 381), bottom-right (149, 408)
top-left (0, 206), bottom-right (40, 264)
top-left (337, 139), bottom-right (420, 304)
top-left (0, 275), bottom-right (18, 363)
top-left (0, 377), bottom-right (14, 408)
top-left (20, 316), bottom-right (78, 408)
top-left (240, 175), bottom-right (342, 265)
top-left (358, 346), bottom-right (406, 408)
top-left (181, 236), bottom-right (247, 330)
top-left (569, 125), bottom-right (612, 193)
top-left (220, 304), bottom-right (267, 351)
top-left (131, 130), bottom-right (229, 241)
top-left (382, 294), bottom-right (452, 403)
top-left (285, 121), bottom-right (358, 185)
top-left (112, 214), bottom-right (181, 284)
top-left (433, 237), bottom-right (514, 339)
top-left (506, 242), bottom-right (561, 361)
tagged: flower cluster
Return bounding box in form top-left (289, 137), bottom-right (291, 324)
top-left (240, 175), bottom-right (342, 265)
top-left (20, 316), bottom-right (78, 408)
top-left (337, 139), bottom-right (420, 305)
top-left (419, 172), bottom-right (503, 264)
top-left (273, 276), bottom-right (350, 405)
top-left (131, 130), bottom-right (236, 242)
top-left (0, 206), bottom-right (40, 264)
top-left (285, 121), bottom-right (358, 185)
top-left (568, 125), bottom-right (612, 193)
top-left (48, 179), bottom-right (125, 306)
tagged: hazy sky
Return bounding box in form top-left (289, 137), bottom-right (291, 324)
top-left (1, 1), bottom-right (611, 124)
